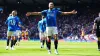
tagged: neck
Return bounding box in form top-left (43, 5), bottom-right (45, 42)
top-left (49, 8), bottom-right (53, 10)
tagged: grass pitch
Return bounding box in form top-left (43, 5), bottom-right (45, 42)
top-left (0, 40), bottom-right (100, 56)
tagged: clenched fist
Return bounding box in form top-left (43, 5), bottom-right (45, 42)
top-left (26, 12), bottom-right (31, 16)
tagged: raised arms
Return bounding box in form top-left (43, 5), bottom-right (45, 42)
top-left (61, 10), bottom-right (77, 15)
top-left (26, 10), bottom-right (77, 16)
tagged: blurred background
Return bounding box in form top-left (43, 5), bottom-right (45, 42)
top-left (0, 0), bottom-right (99, 42)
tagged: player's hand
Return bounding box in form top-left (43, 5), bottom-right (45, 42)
top-left (22, 26), bottom-right (25, 29)
top-left (26, 12), bottom-right (31, 16)
top-left (71, 10), bottom-right (77, 14)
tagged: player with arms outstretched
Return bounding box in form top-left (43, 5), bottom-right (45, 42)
top-left (26, 2), bottom-right (77, 54)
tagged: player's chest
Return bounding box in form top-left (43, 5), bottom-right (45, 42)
top-left (47, 11), bottom-right (56, 16)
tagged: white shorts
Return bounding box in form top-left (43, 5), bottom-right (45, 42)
top-left (39, 32), bottom-right (46, 38)
top-left (15, 30), bottom-right (22, 36)
top-left (46, 27), bottom-right (58, 36)
top-left (7, 31), bottom-right (16, 37)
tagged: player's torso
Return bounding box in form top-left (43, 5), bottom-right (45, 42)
top-left (7, 16), bottom-right (18, 31)
top-left (96, 18), bottom-right (100, 31)
top-left (39, 20), bottom-right (46, 32)
top-left (46, 9), bottom-right (57, 27)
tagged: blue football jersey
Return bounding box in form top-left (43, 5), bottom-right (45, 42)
top-left (41, 8), bottom-right (62, 27)
top-left (38, 18), bottom-right (46, 32)
top-left (5, 16), bottom-right (20, 31)
top-left (15, 16), bottom-right (22, 30)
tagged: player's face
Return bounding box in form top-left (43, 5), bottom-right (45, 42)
top-left (12, 11), bottom-right (17, 16)
top-left (49, 2), bottom-right (54, 9)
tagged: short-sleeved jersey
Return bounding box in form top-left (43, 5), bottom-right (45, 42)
top-left (38, 18), bottom-right (46, 32)
top-left (94, 17), bottom-right (100, 31)
top-left (41, 9), bottom-right (62, 27)
top-left (5, 16), bottom-right (19, 31)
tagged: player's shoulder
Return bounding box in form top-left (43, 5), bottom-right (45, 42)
top-left (43, 18), bottom-right (46, 21)
top-left (16, 16), bottom-right (19, 18)
top-left (8, 15), bottom-right (11, 17)
top-left (42, 10), bottom-right (48, 12)
top-left (15, 16), bottom-right (20, 19)
top-left (38, 20), bottom-right (42, 24)
top-left (94, 17), bottom-right (100, 21)
top-left (95, 17), bottom-right (100, 20)
top-left (15, 16), bottom-right (20, 21)
top-left (7, 16), bottom-right (12, 20)
top-left (44, 9), bottom-right (48, 11)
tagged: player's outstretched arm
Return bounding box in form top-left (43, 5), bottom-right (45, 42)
top-left (61, 10), bottom-right (77, 15)
top-left (26, 12), bottom-right (41, 16)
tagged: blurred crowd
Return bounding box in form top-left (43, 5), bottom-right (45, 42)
top-left (0, 10), bottom-right (98, 40)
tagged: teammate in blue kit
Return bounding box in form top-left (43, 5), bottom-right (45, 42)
top-left (5, 10), bottom-right (20, 50)
top-left (26, 2), bottom-right (77, 54)
top-left (38, 16), bottom-right (46, 48)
